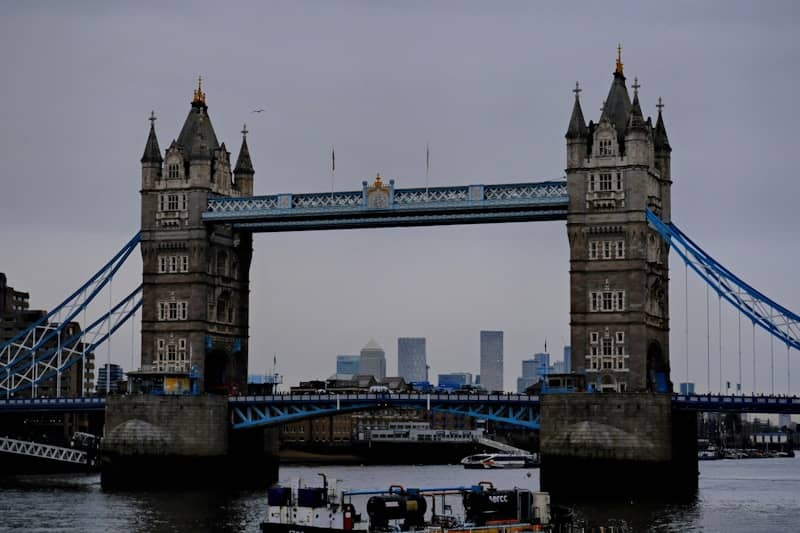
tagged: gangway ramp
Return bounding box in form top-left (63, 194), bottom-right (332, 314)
top-left (475, 435), bottom-right (529, 455)
top-left (0, 436), bottom-right (89, 465)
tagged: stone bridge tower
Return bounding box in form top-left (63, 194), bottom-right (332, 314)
top-left (565, 50), bottom-right (673, 393)
top-left (139, 80), bottom-right (254, 393)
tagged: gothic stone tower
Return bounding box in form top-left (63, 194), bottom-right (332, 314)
top-left (139, 81), bottom-right (255, 393)
top-left (566, 51), bottom-right (673, 393)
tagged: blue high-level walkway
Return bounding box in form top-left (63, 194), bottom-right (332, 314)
top-left (202, 180), bottom-right (568, 231)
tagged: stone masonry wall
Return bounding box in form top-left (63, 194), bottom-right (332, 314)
top-left (103, 395), bottom-right (228, 457)
top-left (541, 392), bottom-right (673, 462)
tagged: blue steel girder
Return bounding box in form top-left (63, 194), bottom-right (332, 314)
top-left (0, 397), bottom-right (106, 413)
top-left (646, 209), bottom-right (799, 351)
top-left (229, 394), bottom-right (541, 430)
top-left (429, 403), bottom-right (540, 430)
top-left (230, 401), bottom-right (376, 429)
top-left (202, 180), bottom-right (568, 232)
top-left (0, 233), bottom-right (140, 373)
top-left (0, 286), bottom-right (142, 396)
top-left (672, 393), bottom-right (800, 414)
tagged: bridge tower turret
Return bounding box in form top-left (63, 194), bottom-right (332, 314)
top-left (234, 124), bottom-right (255, 197)
top-left (566, 50), bottom-right (672, 393)
top-left (138, 79), bottom-right (253, 394)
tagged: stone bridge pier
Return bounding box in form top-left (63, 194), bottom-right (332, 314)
top-left (101, 395), bottom-right (278, 488)
top-left (540, 393), bottom-right (697, 497)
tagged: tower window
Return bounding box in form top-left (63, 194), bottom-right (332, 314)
top-left (589, 290), bottom-right (626, 312)
top-left (157, 300), bottom-right (189, 321)
top-left (599, 173), bottom-right (612, 191)
top-left (159, 193), bottom-right (187, 212)
top-left (589, 174), bottom-right (596, 192)
top-left (599, 139), bottom-right (614, 156)
top-left (168, 163), bottom-right (181, 179)
top-left (587, 330), bottom-right (628, 372)
top-left (154, 337), bottom-right (189, 371)
top-left (602, 292), bottom-right (613, 311)
top-left (158, 254), bottom-right (189, 273)
top-left (589, 239), bottom-right (625, 260)
top-left (216, 252), bottom-right (228, 276)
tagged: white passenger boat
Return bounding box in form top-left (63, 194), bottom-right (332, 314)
top-left (460, 453), bottom-right (539, 469)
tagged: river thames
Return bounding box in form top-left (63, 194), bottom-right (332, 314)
top-left (0, 457), bottom-right (798, 532)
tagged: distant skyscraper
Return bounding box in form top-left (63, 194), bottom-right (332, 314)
top-left (336, 354), bottom-right (360, 376)
top-left (563, 346), bottom-right (572, 374)
top-left (398, 337), bottom-right (427, 382)
top-left (521, 359), bottom-right (538, 379)
top-left (438, 372), bottom-right (472, 389)
top-left (480, 331), bottom-right (503, 392)
top-left (98, 363), bottom-right (124, 393)
top-left (517, 358), bottom-right (538, 393)
top-left (533, 352), bottom-right (550, 377)
top-left (359, 339), bottom-right (386, 381)
top-left (516, 353), bottom-right (550, 393)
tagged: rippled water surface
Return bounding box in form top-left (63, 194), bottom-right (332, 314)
top-left (0, 457), bottom-right (798, 532)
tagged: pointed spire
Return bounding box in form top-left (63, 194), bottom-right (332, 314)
top-left (234, 123), bottom-right (254, 174)
top-left (600, 46), bottom-right (631, 135)
top-left (566, 82), bottom-right (588, 139)
top-left (177, 78), bottom-right (219, 158)
top-left (141, 111), bottom-right (163, 163)
top-left (626, 77), bottom-right (647, 134)
top-left (654, 97), bottom-right (671, 152)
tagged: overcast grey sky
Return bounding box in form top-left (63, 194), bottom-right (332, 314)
top-left (1, 1), bottom-right (798, 393)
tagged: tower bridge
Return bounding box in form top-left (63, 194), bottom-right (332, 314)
top-left (1, 52), bottom-right (798, 494)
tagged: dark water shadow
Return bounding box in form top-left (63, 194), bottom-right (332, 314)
top-left (552, 491), bottom-right (701, 532)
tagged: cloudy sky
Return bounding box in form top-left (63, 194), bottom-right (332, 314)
top-left (1, 1), bottom-right (798, 393)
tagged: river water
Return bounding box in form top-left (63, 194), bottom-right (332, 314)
top-left (0, 457), bottom-right (798, 532)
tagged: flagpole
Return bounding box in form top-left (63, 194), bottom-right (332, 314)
top-left (425, 141), bottom-right (430, 200)
top-left (330, 146), bottom-right (335, 201)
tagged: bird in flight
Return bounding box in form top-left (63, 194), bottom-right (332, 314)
top-left (252, 108), bottom-right (266, 113)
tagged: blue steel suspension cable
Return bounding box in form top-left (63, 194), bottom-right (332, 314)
top-left (646, 210), bottom-right (798, 351)
top-left (0, 233), bottom-right (141, 368)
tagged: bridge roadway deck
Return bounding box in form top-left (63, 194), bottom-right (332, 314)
top-left (0, 393), bottom-right (797, 422)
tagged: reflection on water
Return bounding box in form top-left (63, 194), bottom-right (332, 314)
top-left (0, 458), bottom-right (798, 532)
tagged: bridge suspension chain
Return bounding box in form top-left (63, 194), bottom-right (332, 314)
top-left (0, 286), bottom-right (142, 397)
top-left (647, 210), bottom-right (799, 353)
top-left (0, 234), bottom-right (141, 396)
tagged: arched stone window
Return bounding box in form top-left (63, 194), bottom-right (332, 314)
top-left (216, 251), bottom-right (228, 276)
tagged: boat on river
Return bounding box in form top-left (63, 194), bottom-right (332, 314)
top-left (460, 453), bottom-right (539, 469)
top-left (259, 477), bottom-right (553, 533)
